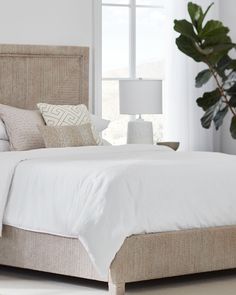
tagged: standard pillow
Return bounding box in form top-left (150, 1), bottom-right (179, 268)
top-left (37, 103), bottom-right (102, 145)
top-left (0, 119), bottom-right (8, 141)
top-left (0, 104), bottom-right (45, 151)
top-left (90, 114), bottom-right (110, 132)
top-left (102, 139), bottom-right (112, 146)
top-left (0, 140), bottom-right (10, 152)
top-left (38, 124), bottom-right (97, 148)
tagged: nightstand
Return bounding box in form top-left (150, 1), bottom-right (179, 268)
top-left (156, 142), bottom-right (180, 151)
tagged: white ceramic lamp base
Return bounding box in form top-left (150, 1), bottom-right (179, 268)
top-left (127, 120), bottom-right (153, 144)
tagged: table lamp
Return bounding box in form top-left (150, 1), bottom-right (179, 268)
top-left (119, 79), bottom-right (162, 144)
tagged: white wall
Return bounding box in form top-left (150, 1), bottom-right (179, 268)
top-left (218, 0), bottom-right (236, 154)
top-left (0, 0), bottom-right (94, 108)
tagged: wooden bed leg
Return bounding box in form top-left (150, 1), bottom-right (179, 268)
top-left (108, 281), bottom-right (125, 295)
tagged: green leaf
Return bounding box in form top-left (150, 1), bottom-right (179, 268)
top-left (209, 43), bottom-right (235, 53)
top-left (208, 51), bottom-right (232, 65)
top-left (230, 116), bottom-right (236, 139)
top-left (188, 2), bottom-right (203, 32)
top-left (226, 83), bottom-right (236, 96)
top-left (197, 89), bottom-right (222, 111)
top-left (201, 104), bottom-right (218, 129)
top-left (216, 55), bottom-right (232, 79)
top-left (229, 96), bottom-right (236, 107)
top-left (205, 44), bottom-right (236, 65)
top-left (176, 35), bottom-right (204, 62)
top-left (213, 106), bottom-right (228, 130)
top-left (195, 69), bottom-right (212, 88)
top-left (203, 34), bottom-right (232, 48)
top-left (174, 19), bottom-right (199, 41)
top-left (217, 55), bottom-right (232, 71)
top-left (200, 20), bottom-right (229, 39)
top-left (199, 2), bottom-right (214, 28)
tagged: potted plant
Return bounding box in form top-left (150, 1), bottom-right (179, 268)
top-left (174, 2), bottom-right (236, 138)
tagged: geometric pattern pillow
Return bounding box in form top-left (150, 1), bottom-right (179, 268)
top-left (37, 103), bottom-right (102, 145)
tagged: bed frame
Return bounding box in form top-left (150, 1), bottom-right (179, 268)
top-left (0, 44), bottom-right (236, 295)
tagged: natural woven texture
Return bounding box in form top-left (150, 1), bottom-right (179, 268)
top-left (0, 225), bottom-right (103, 282)
top-left (1, 225), bottom-right (236, 287)
top-left (0, 44), bottom-right (89, 109)
top-left (0, 104), bottom-right (45, 151)
top-left (38, 103), bottom-right (102, 145)
top-left (39, 124), bottom-right (97, 148)
top-left (110, 226), bottom-right (236, 283)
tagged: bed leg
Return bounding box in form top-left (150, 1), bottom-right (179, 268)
top-left (108, 281), bottom-right (125, 295)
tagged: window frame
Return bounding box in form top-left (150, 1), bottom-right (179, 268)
top-left (102, 0), bottom-right (164, 81)
top-left (94, 0), bottom-right (165, 116)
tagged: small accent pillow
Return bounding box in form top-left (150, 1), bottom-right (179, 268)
top-left (0, 140), bottom-right (10, 152)
top-left (38, 124), bottom-right (97, 148)
top-left (0, 119), bottom-right (8, 141)
top-left (90, 114), bottom-right (110, 133)
top-left (37, 103), bottom-right (102, 145)
top-left (0, 104), bottom-right (45, 151)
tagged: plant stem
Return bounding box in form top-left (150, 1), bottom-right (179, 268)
top-left (207, 62), bottom-right (236, 116)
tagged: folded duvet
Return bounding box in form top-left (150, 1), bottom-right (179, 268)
top-left (0, 145), bottom-right (236, 278)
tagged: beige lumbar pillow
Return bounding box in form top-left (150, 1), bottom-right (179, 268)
top-left (37, 103), bottom-right (102, 145)
top-left (38, 124), bottom-right (97, 148)
top-left (0, 104), bottom-right (45, 151)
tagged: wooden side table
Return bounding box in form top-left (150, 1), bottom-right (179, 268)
top-left (156, 142), bottom-right (180, 151)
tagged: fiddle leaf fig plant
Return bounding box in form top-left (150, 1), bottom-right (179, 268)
top-left (174, 2), bottom-right (236, 139)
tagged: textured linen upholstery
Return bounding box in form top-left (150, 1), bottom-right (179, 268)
top-left (1, 225), bottom-right (236, 289)
top-left (39, 124), bottom-right (97, 148)
top-left (37, 103), bottom-right (102, 145)
top-left (0, 104), bottom-right (45, 151)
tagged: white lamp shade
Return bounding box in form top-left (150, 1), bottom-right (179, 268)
top-left (119, 79), bottom-right (162, 115)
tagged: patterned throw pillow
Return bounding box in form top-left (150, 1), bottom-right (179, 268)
top-left (37, 103), bottom-right (102, 145)
top-left (38, 124), bottom-right (97, 148)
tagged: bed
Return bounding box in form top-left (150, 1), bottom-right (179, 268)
top-left (0, 44), bottom-right (236, 295)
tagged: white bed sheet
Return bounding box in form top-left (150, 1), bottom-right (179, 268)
top-left (1, 145), bottom-right (236, 278)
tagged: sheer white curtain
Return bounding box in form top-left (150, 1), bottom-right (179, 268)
top-left (163, 0), bottom-right (219, 151)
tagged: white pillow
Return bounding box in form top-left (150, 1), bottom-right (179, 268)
top-left (0, 140), bottom-right (10, 152)
top-left (102, 139), bottom-right (112, 146)
top-left (90, 115), bottom-right (110, 133)
top-left (0, 119), bottom-right (8, 141)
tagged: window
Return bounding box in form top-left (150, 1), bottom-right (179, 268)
top-left (102, 0), bottom-right (166, 145)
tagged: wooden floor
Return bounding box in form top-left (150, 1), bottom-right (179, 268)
top-left (0, 266), bottom-right (236, 294)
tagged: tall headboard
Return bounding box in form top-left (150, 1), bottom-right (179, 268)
top-left (0, 44), bottom-right (89, 109)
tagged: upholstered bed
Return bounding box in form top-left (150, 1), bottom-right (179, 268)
top-left (0, 44), bottom-right (236, 295)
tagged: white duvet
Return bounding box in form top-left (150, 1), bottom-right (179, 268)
top-left (0, 145), bottom-right (236, 278)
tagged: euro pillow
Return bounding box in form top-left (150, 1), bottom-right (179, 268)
top-left (37, 103), bottom-right (102, 145)
top-left (38, 124), bottom-right (97, 148)
top-left (0, 104), bottom-right (45, 151)
top-left (90, 115), bottom-right (110, 133)
top-left (0, 140), bottom-right (10, 152)
top-left (0, 119), bottom-right (8, 141)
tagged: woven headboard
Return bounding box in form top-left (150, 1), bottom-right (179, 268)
top-left (0, 44), bottom-right (89, 109)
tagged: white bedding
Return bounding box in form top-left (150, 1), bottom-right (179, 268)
top-left (0, 145), bottom-right (236, 278)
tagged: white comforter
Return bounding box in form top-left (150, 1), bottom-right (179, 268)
top-left (0, 145), bottom-right (236, 278)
